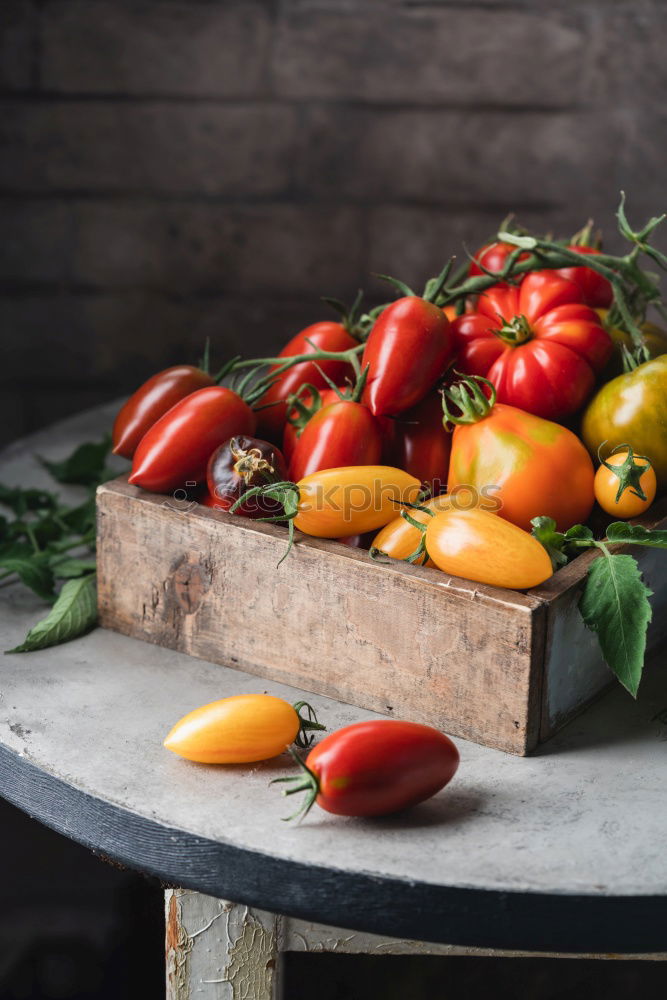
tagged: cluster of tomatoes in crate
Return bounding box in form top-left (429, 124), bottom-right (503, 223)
top-left (113, 210), bottom-right (666, 596)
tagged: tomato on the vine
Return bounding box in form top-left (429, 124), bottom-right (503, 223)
top-left (451, 270), bottom-right (612, 420)
top-left (129, 387), bottom-right (256, 494)
top-left (255, 322), bottom-right (358, 442)
top-left (274, 720), bottom-right (459, 819)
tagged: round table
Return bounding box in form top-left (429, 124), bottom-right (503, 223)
top-left (1, 406), bottom-right (666, 982)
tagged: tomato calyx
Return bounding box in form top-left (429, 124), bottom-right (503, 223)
top-left (292, 701), bottom-right (327, 749)
top-left (230, 439), bottom-right (276, 484)
top-left (598, 444), bottom-right (652, 504)
top-left (495, 313), bottom-right (533, 346)
top-left (374, 257), bottom-right (455, 306)
top-left (440, 373), bottom-right (497, 431)
top-left (271, 747), bottom-right (320, 821)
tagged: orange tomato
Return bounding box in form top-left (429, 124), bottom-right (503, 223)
top-left (594, 449), bottom-right (656, 518)
top-left (448, 401), bottom-right (594, 532)
top-left (425, 508), bottom-right (553, 590)
top-left (293, 466), bottom-right (422, 538)
top-left (164, 694), bottom-right (324, 764)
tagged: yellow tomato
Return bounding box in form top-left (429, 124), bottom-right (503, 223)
top-left (294, 466), bottom-right (422, 538)
top-left (164, 694), bottom-right (322, 764)
top-left (594, 449), bottom-right (656, 518)
top-left (425, 508), bottom-right (553, 590)
top-left (372, 495), bottom-right (461, 566)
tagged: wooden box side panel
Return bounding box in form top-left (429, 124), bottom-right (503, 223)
top-left (97, 481), bottom-right (546, 754)
top-left (537, 508), bottom-right (667, 742)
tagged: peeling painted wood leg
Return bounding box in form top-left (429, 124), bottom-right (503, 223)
top-left (165, 890), bottom-right (280, 999)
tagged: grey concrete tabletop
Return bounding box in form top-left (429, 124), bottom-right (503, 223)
top-left (0, 404), bottom-right (666, 953)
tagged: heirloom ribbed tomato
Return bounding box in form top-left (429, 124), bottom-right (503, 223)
top-left (451, 271), bottom-right (612, 420)
top-left (113, 365), bottom-right (214, 459)
top-left (129, 386), bottom-right (256, 494)
top-left (254, 323), bottom-right (358, 441)
top-left (385, 391), bottom-right (452, 495)
top-left (288, 401), bottom-right (382, 481)
top-left (445, 377), bottom-right (594, 531)
top-left (275, 720), bottom-right (459, 819)
top-left (361, 298), bottom-right (454, 416)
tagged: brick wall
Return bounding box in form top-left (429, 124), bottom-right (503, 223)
top-left (1, 0), bottom-right (664, 445)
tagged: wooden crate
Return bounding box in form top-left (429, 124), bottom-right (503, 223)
top-left (96, 478), bottom-right (667, 755)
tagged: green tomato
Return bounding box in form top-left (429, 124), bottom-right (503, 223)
top-left (582, 355), bottom-right (667, 492)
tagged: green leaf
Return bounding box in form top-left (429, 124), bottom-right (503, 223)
top-left (564, 523), bottom-right (594, 542)
top-left (0, 556), bottom-right (55, 601)
top-left (39, 435), bottom-right (112, 487)
top-left (51, 557), bottom-right (97, 579)
top-left (0, 484), bottom-right (58, 517)
top-left (6, 574), bottom-right (97, 654)
top-left (579, 553), bottom-right (652, 697)
top-left (58, 496), bottom-right (96, 536)
top-left (530, 516), bottom-right (568, 569)
top-left (606, 522), bottom-right (667, 548)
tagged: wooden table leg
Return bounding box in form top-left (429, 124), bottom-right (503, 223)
top-left (164, 889), bottom-right (667, 998)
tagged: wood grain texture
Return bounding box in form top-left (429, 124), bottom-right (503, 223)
top-left (97, 478), bottom-right (545, 754)
top-left (96, 479), bottom-right (667, 756)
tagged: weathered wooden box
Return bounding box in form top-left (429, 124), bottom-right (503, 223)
top-left (96, 478), bottom-right (667, 755)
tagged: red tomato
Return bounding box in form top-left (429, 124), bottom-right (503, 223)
top-left (112, 365), bottom-right (214, 459)
top-left (469, 240), bottom-right (530, 277)
top-left (254, 323), bottom-right (358, 442)
top-left (282, 387), bottom-right (346, 463)
top-left (386, 391), bottom-right (451, 495)
top-left (361, 298), bottom-right (454, 416)
top-left (277, 720), bottom-right (459, 819)
top-left (451, 271), bottom-right (612, 420)
top-left (558, 245), bottom-right (613, 308)
top-left (288, 401), bottom-right (383, 481)
top-left (129, 387), bottom-right (256, 494)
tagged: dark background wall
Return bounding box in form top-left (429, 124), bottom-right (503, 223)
top-left (2, 0), bottom-right (665, 448)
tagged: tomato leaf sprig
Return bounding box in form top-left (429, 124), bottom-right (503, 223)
top-left (1, 435), bottom-right (113, 654)
top-left (531, 517), bottom-right (667, 697)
